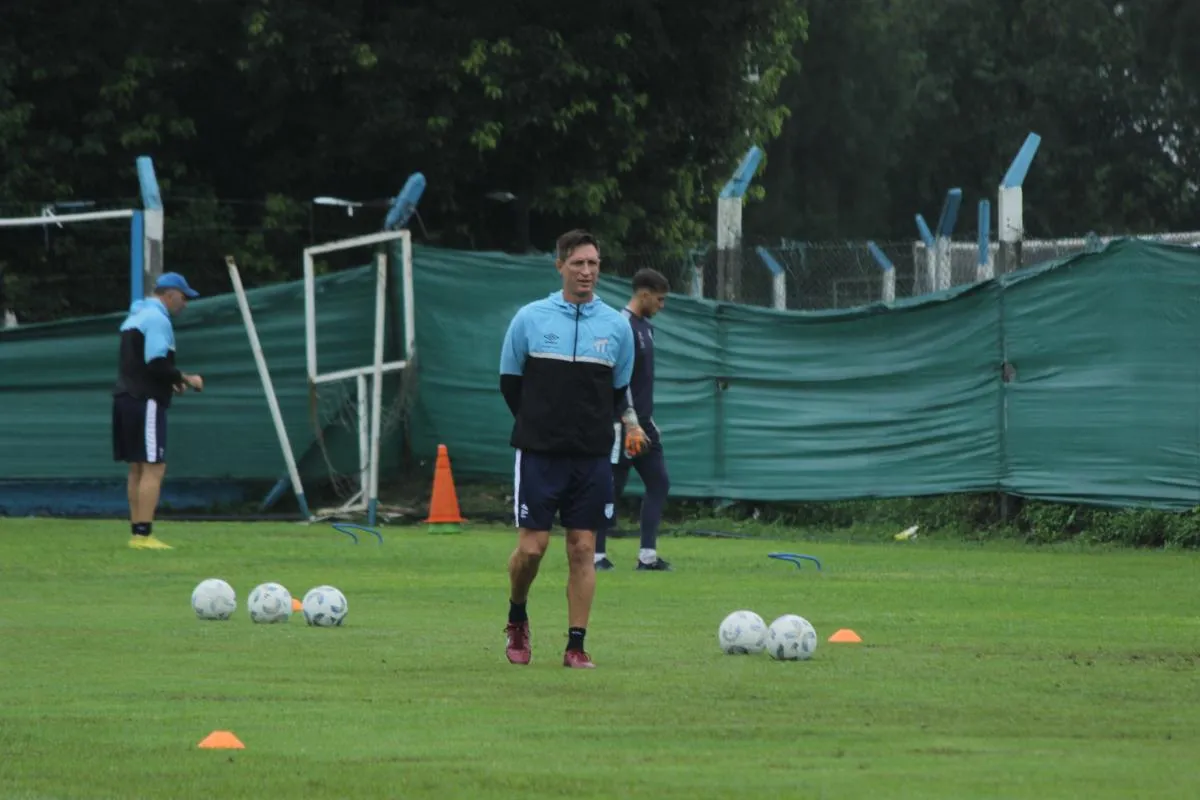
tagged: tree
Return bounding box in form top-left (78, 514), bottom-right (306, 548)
top-left (752, 0), bottom-right (1200, 245)
top-left (0, 0), bottom-right (808, 320)
top-left (234, 0), bottom-right (807, 253)
top-left (750, 0), bottom-right (923, 241)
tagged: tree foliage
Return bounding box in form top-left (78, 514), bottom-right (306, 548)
top-left (1, 0), bottom-right (1198, 323)
top-left (0, 0), bottom-right (806, 320)
top-left (754, 0), bottom-right (1200, 242)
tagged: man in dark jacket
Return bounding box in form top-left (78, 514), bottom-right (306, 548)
top-left (112, 272), bottom-right (204, 550)
top-left (498, 229), bottom-right (639, 669)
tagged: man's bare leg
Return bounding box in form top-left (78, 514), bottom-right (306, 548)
top-left (505, 528), bottom-right (548, 665)
top-left (509, 528), bottom-right (549, 603)
top-left (127, 464), bottom-right (143, 524)
top-left (136, 462), bottom-right (167, 524)
top-left (129, 463), bottom-right (172, 549)
top-left (562, 528), bottom-right (597, 668)
top-left (564, 529), bottom-right (596, 629)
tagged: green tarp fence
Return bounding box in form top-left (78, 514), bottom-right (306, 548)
top-left (2, 238), bottom-right (1198, 511)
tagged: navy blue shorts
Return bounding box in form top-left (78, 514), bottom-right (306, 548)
top-left (513, 450), bottom-right (614, 531)
top-left (112, 394), bottom-right (167, 464)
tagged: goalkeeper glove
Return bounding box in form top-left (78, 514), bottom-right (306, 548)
top-left (624, 424), bottom-right (648, 458)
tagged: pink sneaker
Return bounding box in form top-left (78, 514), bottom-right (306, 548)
top-left (562, 649), bottom-right (595, 669)
top-left (505, 621), bottom-right (531, 665)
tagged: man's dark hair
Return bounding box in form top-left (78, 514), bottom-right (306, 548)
top-left (556, 229), bottom-right (599, 262)
top-left (632, 268), bottom-right (670, 294)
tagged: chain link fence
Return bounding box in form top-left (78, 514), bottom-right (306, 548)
top-left (610, 230), bottom-right (1200, 313)
top-left (8, 199), bottom-right (1200, 325)
top-left (911, 230), bottom-right (1200, 293)
top-left (611, 239), bottom-right (919, 311)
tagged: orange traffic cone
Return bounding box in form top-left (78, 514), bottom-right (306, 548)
top-left (424, 444), bottom-right (466, 532)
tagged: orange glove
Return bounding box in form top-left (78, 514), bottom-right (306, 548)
top-left (624, 424), bottom-right (648, 458)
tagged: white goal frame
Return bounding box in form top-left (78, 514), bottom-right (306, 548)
top-left (0, 155), bottom-right (163, 322)
top-left (303, 228), bottom-right (415, 525)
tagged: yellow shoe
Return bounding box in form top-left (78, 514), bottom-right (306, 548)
top-left (128, 535), bottom-right (173, 550)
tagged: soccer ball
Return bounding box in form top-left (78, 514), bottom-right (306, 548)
top-left (248, 582), bottom-right (292, 624)
top-left (302, 585), bottom-right (348, 628)
top-left (766, 614), bottom-right (818, 661)
top-left (191, 578), bottom-right (236, 621)
top-left (718, 610), bottom-right (768, 655)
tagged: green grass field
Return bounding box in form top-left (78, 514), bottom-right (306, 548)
top-left (2, 517), bottom-right (1198, 799)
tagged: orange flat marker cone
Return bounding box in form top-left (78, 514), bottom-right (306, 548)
top-left (424, 444), bottom-right (466, 533)
top-left (828, 628), bottom-right (862, 643)
top-left (198, 730), bottom-right (245, 749)
top-left (291, 598), bottom-right (303, 613)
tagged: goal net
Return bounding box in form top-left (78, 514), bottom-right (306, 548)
top-left (302, 229), bottom-right (417, 524)
top-left (228, 175), bottom-right (425, 526)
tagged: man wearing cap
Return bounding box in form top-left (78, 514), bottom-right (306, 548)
top-left (112, 272), bottom-right (204, 550)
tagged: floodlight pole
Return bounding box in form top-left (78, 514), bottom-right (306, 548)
top-left (997, 132), bottom-right (1041, 275)
top-left (716, 146), bottom-right (763, 302)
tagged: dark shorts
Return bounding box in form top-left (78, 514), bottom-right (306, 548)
top-left (513, 450), bottom-right (614, 531)
top-left (112, 394), bottom-right (167, 464)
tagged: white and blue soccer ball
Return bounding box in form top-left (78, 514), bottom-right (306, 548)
top-left (766, 614), bottom-right (819, 661)
top-left (302, 585), bottom-right (348, 628)
top-left (718, 609), bottom-right (768, 655)
top-left (248, 582), bottom-right (292, 624)
top-left (191, 578), bottom-right (237, 621)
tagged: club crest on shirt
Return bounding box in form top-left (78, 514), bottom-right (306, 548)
top-left (593, 337), bottom-right (609, 353)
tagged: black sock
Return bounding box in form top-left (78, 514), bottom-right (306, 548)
top-left (131, 522), bottom-right (150, 537)
top-left (508, 600), bottom-right (527, 625)
top-left (567, 627), bottom-right (586, 652)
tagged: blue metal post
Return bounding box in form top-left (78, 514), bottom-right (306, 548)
top-left (915, 214), bottom-right (935, 248)
top-left (977, 199), bottom-right (992, 280)
top-left (715, 146), bottom-right (764, 302)
top-left (754, 245), bottom-right (788, 310)
top-left (135, 156), bottom-right (163, 295)
top-left (129, 210), bottom-right (144, 305)
top-left (936, 188), bottom-right (963, 238)
top-left (867, 241), bottom-right (896, 303)
top-left (1002, 133), bottom-right (1042, 189)
top-left (932, 188), bottom-right (963, 291)
top-left (998, 132), bottom-right (1041, 274)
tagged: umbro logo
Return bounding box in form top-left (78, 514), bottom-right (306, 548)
top-left (543, 333), bottom-right (559, 344)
